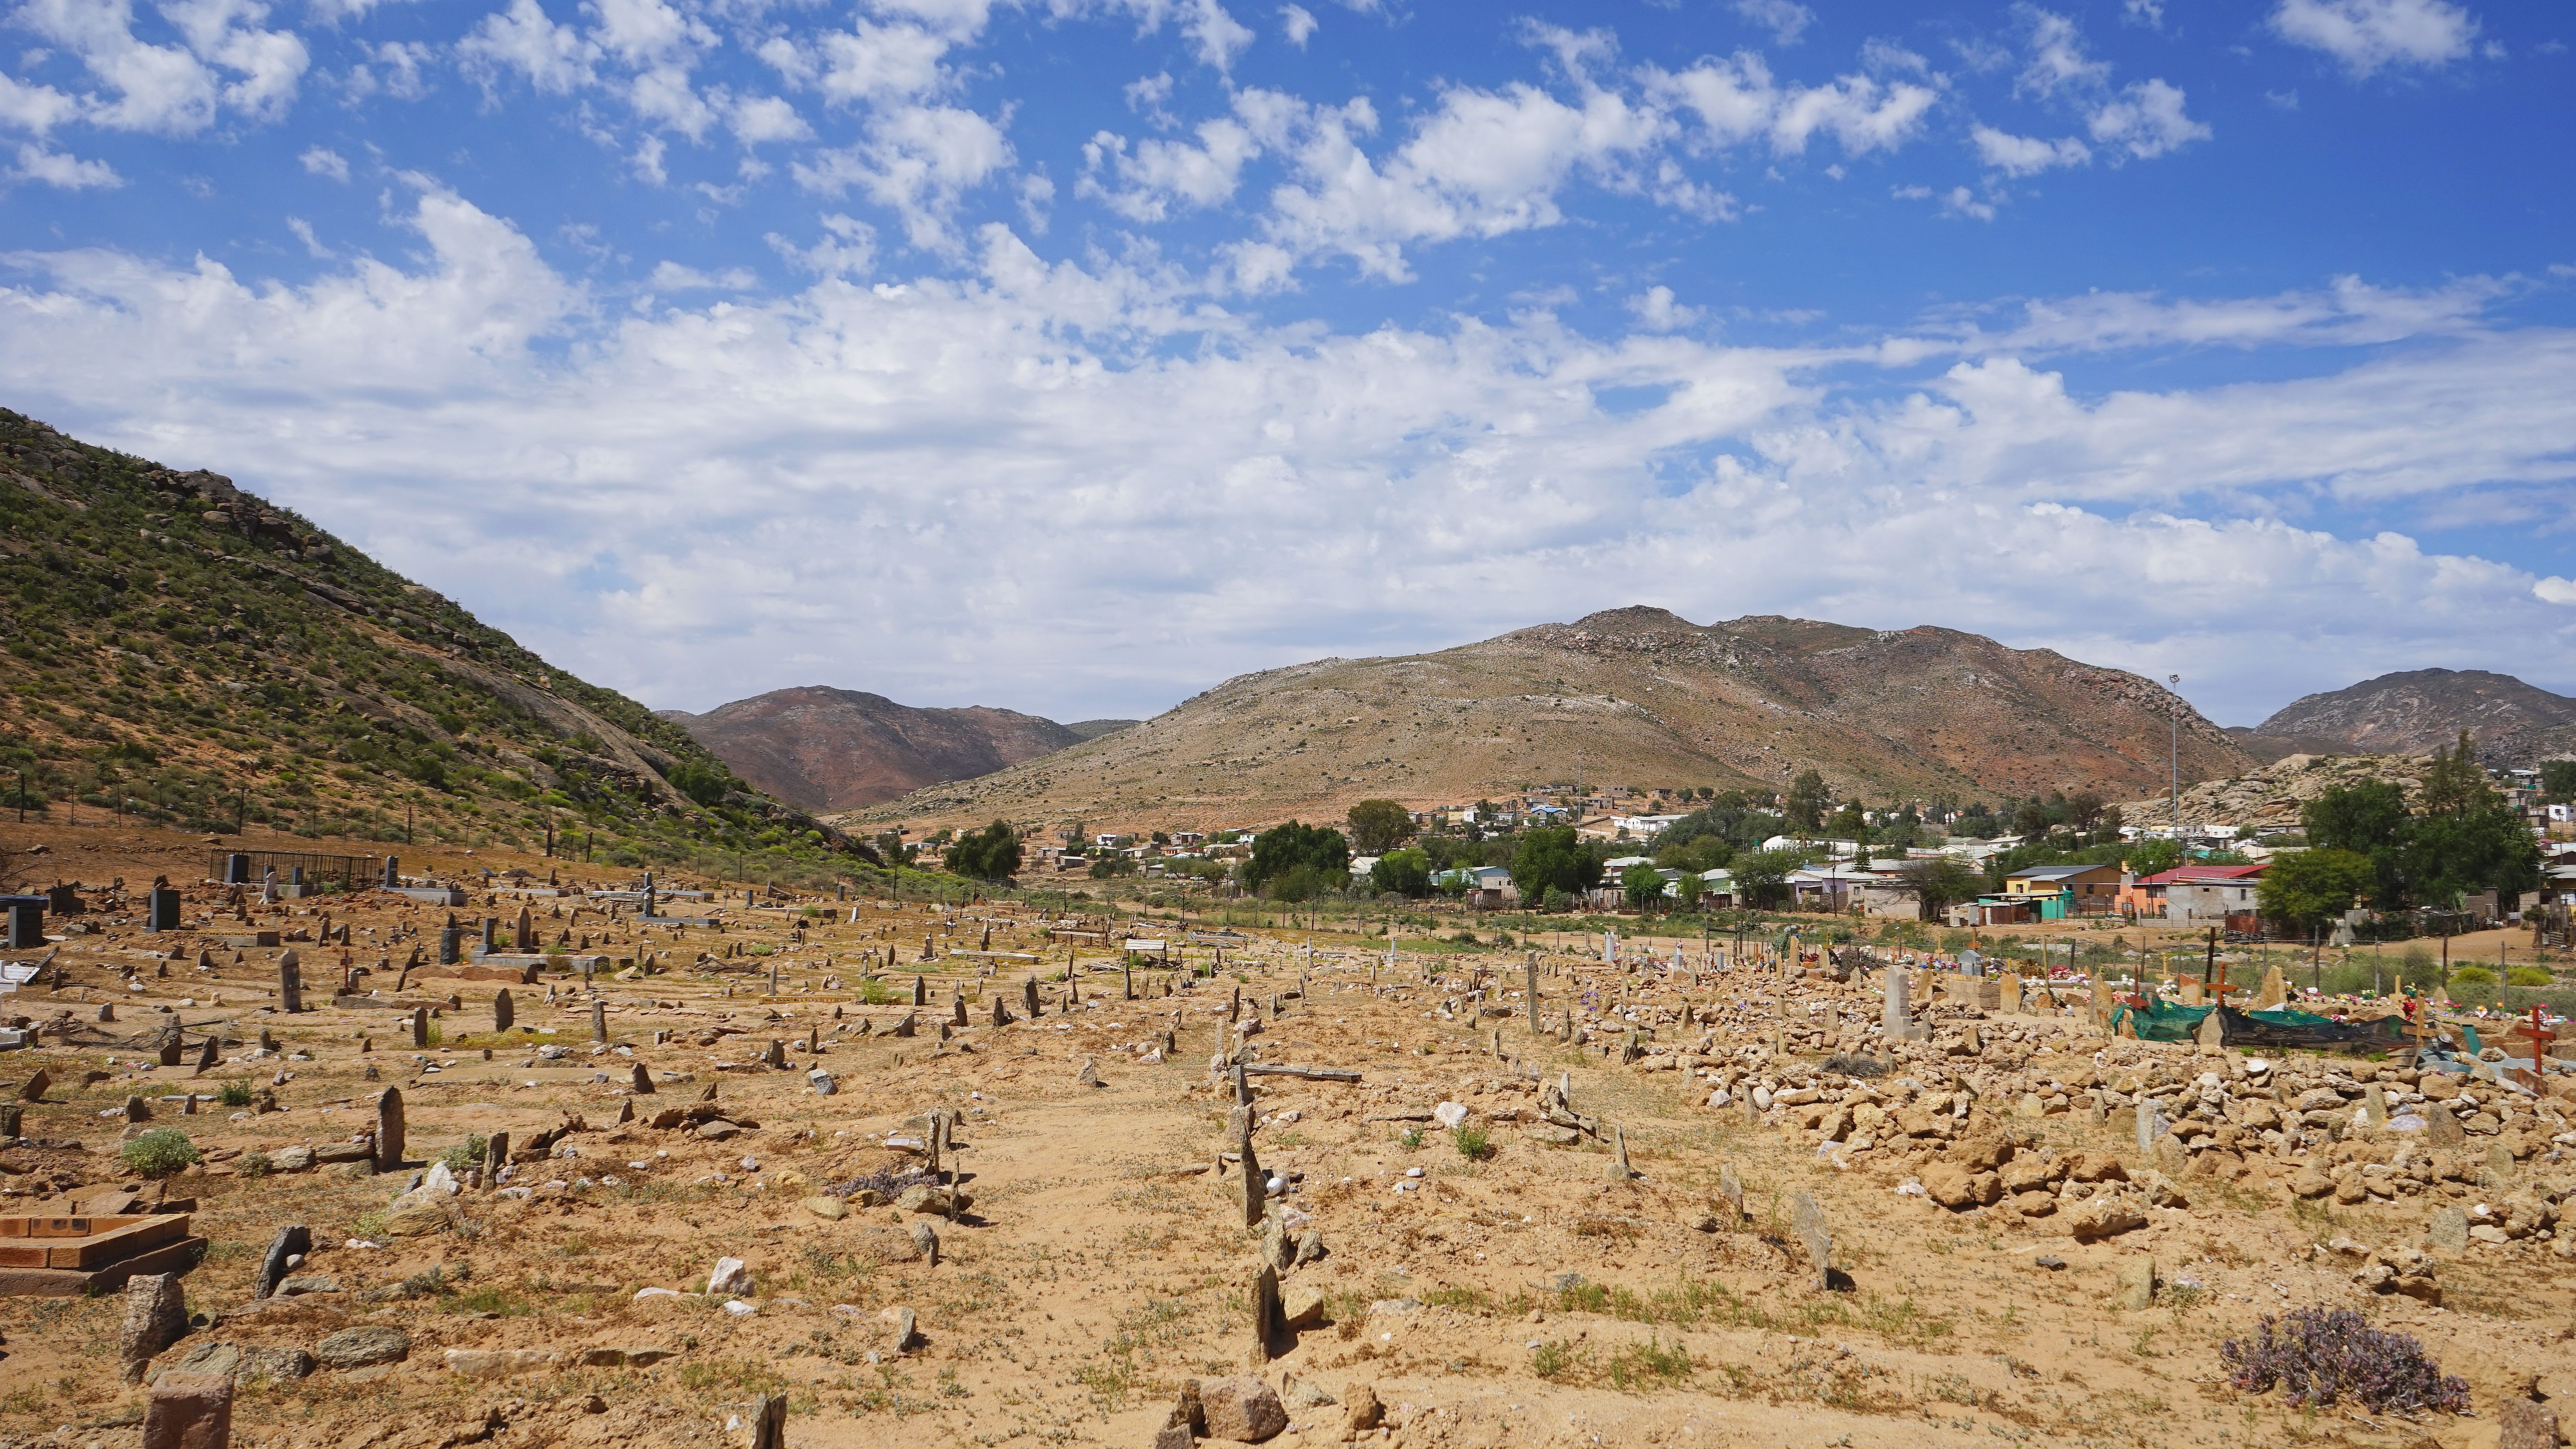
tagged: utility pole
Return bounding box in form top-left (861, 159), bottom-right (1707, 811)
top-left (2168, 673), bottom-right (2183, 861)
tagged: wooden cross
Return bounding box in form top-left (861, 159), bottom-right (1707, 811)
top-left (2508, 1004), bottom-right (2558, 1075)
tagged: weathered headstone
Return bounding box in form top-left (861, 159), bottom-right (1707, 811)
top-left (374, 1089), bottom-right (404, 1172)
top-left (277, 952), bottom-right (303, 1013)
top-left (1606, 1125), bottom-right (1634, 1182)
top-left (630, 1062), bottom-right (653, 1094)
top-left (483, 1132), bottom-right (509, 1185)
top-left (492, 989), bottom-right (513, 1033)
top-left (1024, 976), bottom-right (1041, 1019)
top-left (144, 1371), bottom-right (233, 1449)
top-left (439, 925), bottom-right (461, 966)
top-left (514, 907), bottom-right (533, 953)
top-left (2428, 1205), bottom-right (2469, 1252)
top-left (1240, 1135), bottom-right (1266, 1228)
top-left (1882, 964), bottom-right (1912, 1042)
top-left (1250, 1262), bottom-right (1288, 1363)
top-left (590, 999), bottom-right (607, 1044)
top-left (147, 886), bottom-right (182, 933)
top-left (747, 1391), bottom-right (786, 1449)
top-left (913, 974), bottom-right (927, 1006)
top-left (409, 1006), bottom-right (428, 1049)
top-left (121, 1271), bottom-right (188, 1382)
top-left (195, 1034), bottom-right (219, 1073)
top-left (2253, 963), bottom-right (2287, 1011)
top-left (2136, 1100), bottom-right (2167, 1153)
top-left (1791, 1191), bottom-right (1832, 1290)
top-left (1718, 1162), bottom-right (1745, 1221)
top-left (2112, 1256), bottom-right (2157, 1311)
top-left (2427, 1103), bottom-right (2466, 1148)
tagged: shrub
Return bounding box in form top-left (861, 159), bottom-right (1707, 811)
top-left (2448, 966), bottom-right (2498, 986)
top-left (438, 1134), bottom-right (490, 1175)
top-left (216, 1079), bottom-right (255, 1107)
top-left (2219, 1308), bottom-right (2468, 1413)
top-left (2507, 967), bottom-right (2554, 987)
top-left (120, 1128), bottom-right (202, 1178)
top-left (1453, 1125), bottom-right (1493, 1161)
top-left (234, 1151), bottom-right (273, 1179)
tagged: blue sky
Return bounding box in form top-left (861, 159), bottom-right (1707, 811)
top-left (3, 0), bottom-right (2572, 730)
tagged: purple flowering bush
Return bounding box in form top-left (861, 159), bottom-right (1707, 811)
top-left (2220, 1308), bottom-right (2469, 1414)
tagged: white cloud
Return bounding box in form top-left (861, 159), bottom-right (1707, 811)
top-left (1646, 52), bottom-right (1938, 158)
top-left (2087, 79), bottom-right (2209, 160)
top-left (792, 103), bottom-right (1013, 252)
top-left (1626, 284), bottom-right (1702, 330)
top-left (1971, 124), bottom-right (2089, 176)
top-left (299, 143), bottom-right (349, 180)
top-left (1280, 3), bottom-right (1314, 47)
top-left (10, 139), bottom-right (121, 187)
top-left (2016, 11), bottom-right (2109, 98)
top-left (646, 260), bottom-right (756, 290)
top-left (1080, 116), bottom-right (1259, 221)
top-left (728, 93), bottom-right (811, 146)
top-left (0, 72), bottom-right (82, 134)
top-left (459, 0), bottom-right (599, 95)
top-left (286, 214), bottom-right (331, 255)
top-left (1927, 275), bottom-right (2505, 355)
top-left (6, 192), bottom-right (2574, 724)
top-left (765, 212), bottom-right (877, 277)
top-left (1938, 184), bottom-right (1994, 221)
top-left (2271, 0), bottom-right (2478, 76)
top-left (1730, 0), bottom-right (1811, 46)
top-left (2124, 0), bottom-right (2164, 26)
top-left (1179, 0), bottom-right (1254, 72)
top-left (16, 0), bottom-right (309, 135)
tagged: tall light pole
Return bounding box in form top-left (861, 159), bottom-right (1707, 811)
top-left (2168, 674), bottom-right (2182, 859)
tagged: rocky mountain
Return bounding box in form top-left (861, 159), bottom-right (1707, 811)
top-left (855, 606), bottom-right (2254, 832)
top-left (0, 408), bottom-right (848, 861)
top-left (660, 688), bottom-right (1093, 811)
top-left (2238, 669), bottom-right (2576, 767)
top-left (1064, 718), bottom-right (1142, 742)
top-left (2113, 752), bottom-right (2432, 834)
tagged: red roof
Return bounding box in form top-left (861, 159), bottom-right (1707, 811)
top-left (2136, 863), bottom-right (2269, 886)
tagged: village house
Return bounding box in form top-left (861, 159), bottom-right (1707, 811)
top-left (2132, 862), bottom-right (2270, 924)
top-left (2001, 862), bottom-right (2128, 919)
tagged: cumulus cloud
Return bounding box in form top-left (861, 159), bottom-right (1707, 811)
top-left (299, 143), bottom-right (349, 179)
top-left (793, 103), bottom-right (1012, 252)
top-left (13, 0), bottom-right (310, 135)
top-left (2087, 79), bottom-right (2209, 160)
top-left (10, 139), bottom-right (121, 187)
top-left (2271, 0), bottom-right (2479, 76)
top-left (1280, 3), bottom-right (1315, 47)
top-left (6, 180), bottom-right (2569, 722)
top-left (1646, 52), bottom-right (1938, 157)
top-left (1971, 124), bottom-right (2089, 176)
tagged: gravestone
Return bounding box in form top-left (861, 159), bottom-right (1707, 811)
top-left (952, 991), bottom-right (968, 1027)
top-left (1606, 1125), bottom-right (1635, 1182)
top-left (255, 1224), bottom-right (312, 1299)
top-left (483, 1131), bottom-right (509, 1185)
top-left (375, 1088), bottom-right (404, 1172)
top-left (120, 1271), bottom-right (188, 1382)
top-left (748, 1392), bottom-right (787, 1449)
top-left (3, 897), bottom-right (42, 949)
top-left (1882, 964), bottom-right (1912, 1042)
top-left (482, 918), bottom-right (498, 952)
top-left (277, 952), bottom-right (304, 1012)
top-left (2254, 963), bottom-right (2287, 1011)
top-left (1240, 1135), bottom-right (1266, 1228)
top-left (515, 907), bottom-right (533, 953)
top-left (1526, 959), bottom-right (1541, 1033)
top-left (195, 1034), bottom-right (219, 1073)
top-left (409, 1006), bottom-right (428, 1049)
top-left (1718, 1162), bottom-right (1745, 1221)
top-left (144, 1371), bottom-right (233, 1449)
top-left (146, 886), bottom-right (181, 933)
top-left (590, 1000), bottom-right (607, 1044)
top-left (1250, 1262), bottom-right (1288, 1364)
top-left (1792, 1191), bottom-right (1832, 1290)
top-left (914, 975), bottom-right (927, 1006)
top-left (631, 1062), bottom-right (653, 1094)
top-left (2428, 1205), bottom-right (2469, 1252)
top-left (493, 990), bottom-right (513, 1033)
top-left (1023, 977), bottom-right (1041, 1019)
top-left (439, 925), bottom-right (461, 966)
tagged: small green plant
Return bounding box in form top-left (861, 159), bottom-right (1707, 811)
top-left (234, 1151), bottom-right (273, 1179)
top-left (1607, 1336), bottom-right (1692, 1390)
top-left (1531, 1339), bottom-right (1586, 1381)
top-left (1452, 1124), bottom-right (1493, 1161)
top-left (217, 1079), bottom-right (255, 1107)
top-left (120, 1128), bottom-right (201, 1177)
top-left (1400, 1128), bottom-right (1424, 1149)
top-left (438, 1134), bottom-right (490, 1175)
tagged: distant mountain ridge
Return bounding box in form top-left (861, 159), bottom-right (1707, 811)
top-left (2239, 668), bottom-right (2576, 767)
top-left (856, 606), bottom-right (2255, 831)
top-left (661, 687), bottom-right (1102, 811)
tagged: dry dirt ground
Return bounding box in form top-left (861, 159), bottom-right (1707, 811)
top-left (2, 822), bottom-right (2573, 1449)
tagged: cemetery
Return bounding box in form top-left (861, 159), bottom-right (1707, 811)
top-left (0, 822), bottom-right (2572, 1449)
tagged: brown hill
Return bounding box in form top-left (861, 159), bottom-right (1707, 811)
top-left (853, 606), bottom-right (2253, 832)
top-left (2244, 668), bottom-right (2576, 767)
top-left (662, 687), bottom-right (1085, 811)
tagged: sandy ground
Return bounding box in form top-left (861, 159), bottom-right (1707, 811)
top-left (0, 820), bottom-right (2572, 1449)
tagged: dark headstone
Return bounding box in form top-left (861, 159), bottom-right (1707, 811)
top-left (255, 1224), bottom-right (312, 1300)
top-left (493, 990), bottom-right (513, 1033)
top-left (374, 1089), bottom-right (403, 1172)
top-left (276, 954), bottom-right (302, 1013)
top-left (147, 887), bottom-right (182, 933)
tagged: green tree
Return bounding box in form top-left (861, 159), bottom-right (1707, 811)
top-left (1370, 847), bottom-right (1432, 898)
top-left (1730, 847), bottom-right (1805, 909)
top-left (1244, 821), bottom-right (1349, 893)
top-left (1892, 857), bottom-right (1983, 921)
top-left (2257, 847), bottom-right (2375, 937)
top-left (1509, 826), bottom-right (1602, 905)
top-left (2543, 760), bottom-right (2576, 802)
top-left (1621, 862), bottom-right (1668, 912)
top-left (945, 819), bottom-right (1022, 879)
top-left (2404, 731), bottom-right (2541, 908)
top-left (1653, 834), bottom-right (1733, 873)
top-left (1346, 798), bottom-right (1416, 855)
top-left (2123, 838), bottom-right (2182, 879)
top-left (1783, 770), bottom-right (1828, 832)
